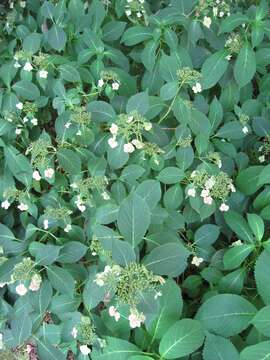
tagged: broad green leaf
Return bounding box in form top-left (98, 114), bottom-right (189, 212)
top-left (223, 244), bottom-right (254, 270)
top-left (35, 336), bottom-right (66, 360)
top-left (224, 211), bottom-right (254, 243)
top-left (251, 305), bottom-right (270, 337)
top-left (29, 242), bottom-right (61, 265)
top-left (220, 13), bottom-right (249, 33)
top-left (121, 26), bottom-right (153, 46)
top-left (87, 101), bottom-right (116, 122)
top-left (11, 313), bottom-right (32, 347)
top-left (46, 265), bottom-right (75, 297)
top-left (57, 241), bottom-right (87, 263)
top-left (157, 167), bottom-right (184, 184)
top-left (194, 224), bottom-right (220, 246)
top-left (47, 25), bottom-right (67, 51)
top-left (201, 51), bottom-right (228, 89)
top-left (195, 294), bottom-right (257, 337)
top-left (57, 148), bottom-right (81, 175)
top-left (143, 242), bottom-right (190, 277)
top-left (12, 80), bottom-right (40, 100)
top-left (91, 337), bottom-right (141, 360)
top-left (247, 213), bottom-right (264, 241)
top-left (203, 333), bottom-right (239, 360)
top-left (236, 166), bottom-right (264, 195)
top-left (59, 64), bottom-right (81, 82)
top-left (255, 250), bottom-right (270, 305)
top-left (234, 44), bottom-right (256, 88)
top-left (126, 91), bottom-right (149, 115)
top-left (117, 193), bottom-right (151, 247)
top-left (240, 341), bottom-right (270, 360)
top-left (159, 319), bottom-right (205, 359)
top-left (135, 180), bottom-right (161, 210)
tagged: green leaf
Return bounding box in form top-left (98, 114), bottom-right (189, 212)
top-left (11, 313), bottom-right (32, 347)
top-left (83, 274), bottom-right (106, 310)
top-left (258, 164), bottom-right (270, 186)
top-left (22, 33), bottom-right (41, 54)
top-left (46, 265), bottom-right (75, 297)
top-left (96, 204), bottom-right (119, 224)
top-left (117, 193), bottom-right (151, 247)
top-left (194, 224), bottom-right (220, 246)
top-left (195, 294), bottom-right (257, 337)
top-left (57, 241), bottom-right (87, 263)
top-left (59, 64), bottom-right (81, 82)
top-left (159, 319), bottom-right (205, 359)
top-left (247, 213), bottom-right (264, 241)
top-left (216, 121), bottom-right (246, 140)
top-left (251, 305), bottom-right (270, 337)
top-left (220, 13), bottom-right (249, 33)
top-left (4, 145), bottom-right (32, 186)
top-left (91, 337), bottom-right (141, 360)
top-left (143, 242), bottom-right (190, 277)
top-left (157, 167), bottom-right (184, 184)
top-left (147, 279), bottom-right (183, 340)
top-left (126, 91), bottom-right (149, 115)
top-left (201, 51), bottom-right (228, 89)
top-left (224, 211), bottom-right (254, 243)
top-left (234, 44), bottom-right (256, 88)
top-left (121, 26), bottom-right (153, 46)
top-left (35, 336), bottom-right (66, 360)
top-left (29, 242), bottom-right (61, 265)
top-left (240, 341), bottom-right (270, 360)
top-left (57, 148), bottom-right (81, 175)
top-left (47, 25), bottom-right (67, 51)
top-left (12, 80), bottom-right (40, 100)
top-left (135, 180), bottom-right (161, 210)
top-left (87, 100), bottom-right (116, 122)
top-left (236, 166), bottom-right (264, 195)
top-left (203, 333), bottom-right (239, 360)
top-left (255, 250), bottom-right (270, 305)
top-left (223, 244), bottom-right (254, 270)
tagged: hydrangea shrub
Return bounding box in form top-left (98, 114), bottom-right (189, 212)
top-left (0, 0), bottom-right (270, 359)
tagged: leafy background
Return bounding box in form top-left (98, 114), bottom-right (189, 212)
top-left (1, 0), bottom-right (270, 359)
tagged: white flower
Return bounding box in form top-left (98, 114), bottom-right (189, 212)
top-left (112, 82), bottom-right (120, 90)
top-left (23, 62), bottom-right (33, 72)
top-left (15, 128), bottom-right (22, 135)
top-left (242, 126), bottom-right (249, 134)
top-left (125, 9), bottom-right (132, 16)
top-left (127, 0), bottom-right (132, 2)
top-left (127, 115), bottom-right (134, 123)
top-left (217, 159), bottom-right (222, 168)
top-left (200, 189), bottom-right (209, 198)
top-left (229, 183), bottom-right (236, 192)
top-left (39, 69), bottom-right (48, 79)
top-left (77, 202), bottom-right (86, 212)
top-left (132, 139), bottom-right (144, 149)
top-left (187, 187), bottom-right (196, 197)
top-left (10, 2), bottom-right (14, 8)
top-left (226, 54), bottom-right (232, 60)
top-left (0, 333), bottom-right (3, 350)
top-left (44, 168), bottom-right (54, 179)
top-left (70, 182), bottom-right (78, 189)
top-left (80, 345), bottom-right (91, 356)
top-left (98, 79), bottom-right (104, 88)
top-left (231, 240), bottom-right (243, 247)
top-left (203, 196), bottom-right (213, 205)
top-left (76, 130), bottom-right (82, 136)
top-left (219, 203), bottom-right (229, 212)
top-left (109, 123), bottom-right (118, 135)
top-left (26, 344), bottom-right (32, 354)
top-left (43, 219), bottom-right (49, 230)
top-left (16, 283), bottom-right (28, 296)
top-left (191, 170), bottom-right (197, 178)
top-left (144, 122), bottom-right (152, 131)
top-left (213, 7), bottom-right (218, 16)
top-left (136, 12), bottom-right (142, 18)
top-left (154, 291), bottom-right (162, 300)
top-left (16, 102), bottom-right (23, 110)
top-left (94, 277), bottom-right (105, 287)
top-left (259, 155), bottom-right (265, 163)
top-left (128, 311), bottom-right (145, 329)
top-left (123, 143), bottom-right (135, 153)
top-left (108, 137), bottom-right (118, 149)
top-left (259, 146), bottom-right (263, 152)
top-left (32, 170), bottom-right (41, 181)
top-left (64, 224), bottom-right (72, 233)
top-left (205, 177), bottom-right (215, 189)
top-left (20, 1), bottom-right (26, 8)
top-left (139, 0), bottom-right (144, 3)
top-left (14, 61), bottom-right (21, 68)
top-left (219, 11), bottom-right (224, 17)
top-left (203, 16), bottom-right (212, 28)
top-left (71, 327), bottom-right (78, 339)
top-left (18, 203), bottom-right (28, 211)
top-left (29, 274), bottom-right (42, 292)
top-left (101, 191), bottom-right (110, 200)
top-left (109, 306), bottom-right (121, 321)
top-left (1, 200), bottom-right (10, 210)
top-left (64, 122), bottom-right (71, 129)
top-left (31, 118), bottom-right (38, 126)
top-left (191, 256), bottom-right (204, 267)
top-left (192, 82), bottom-right (202, 94)
top-left (23, 117), bottom-right (29, 123)
top-left (7, 117), bottom-right (13, 122)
